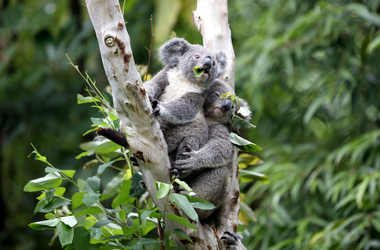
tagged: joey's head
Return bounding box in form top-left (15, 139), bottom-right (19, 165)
top-left (204, 80), bottom-right (250, 125)
top-left (159, 38), bottom-right (227, 85)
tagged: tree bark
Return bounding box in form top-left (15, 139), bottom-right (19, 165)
top-left (85, 0), bottom-right (239, 249)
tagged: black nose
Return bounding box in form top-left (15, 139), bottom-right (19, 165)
top-left (203, 57), bottom-right (211, 70)
top-left (221, 99), bottom-right (232, 113)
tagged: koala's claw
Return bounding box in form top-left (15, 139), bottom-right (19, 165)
top-left (150, 99), bottom-right (160, 116)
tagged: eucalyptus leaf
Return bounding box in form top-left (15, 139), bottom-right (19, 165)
top-left (193, 66), bottom-right (204, 78)
top-left (24, 172), bottom-right (62, 192)
top-left (167, 213), bottom-right (197, 230)
top-left (57, 221), bottom-right (74, 247)
top-left (230, 133), bottom-right (262, 152)
top-left (169, 193), bottom-right (198, 222)
top-left (155, 181), bottom-right (172, 199)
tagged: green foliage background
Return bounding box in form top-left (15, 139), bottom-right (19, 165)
top-left (1, 0), bottom-right (380, 249)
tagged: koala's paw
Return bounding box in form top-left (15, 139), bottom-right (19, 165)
top-left (221, 231), bottom-right (246, 250)
top-left (150, 99), bottom-right (160, 116)
top-left (171, 161), bottom-right (195, 179)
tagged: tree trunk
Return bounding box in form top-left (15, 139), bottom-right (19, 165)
top-left (85, 0), bottom-right (239, 249)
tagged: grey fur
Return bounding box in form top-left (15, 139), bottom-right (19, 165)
top-left (172, 80), bottom-right (251, 220)
top-left (143, 38), bottom-right (227, 155)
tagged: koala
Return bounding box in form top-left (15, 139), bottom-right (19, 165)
top-left (171, 80), bottom-right (251, 220)
top-left (143, 38), bottom-right (227, 158)
top-left (221, 231), bottom-right (247, 250)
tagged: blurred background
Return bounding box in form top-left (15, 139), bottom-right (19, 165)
top-left (1, 0), bottom-right (380, 249)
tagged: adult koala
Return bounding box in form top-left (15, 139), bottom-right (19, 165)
top-left (172, 80), bottom-right (251, 220)
top-left (144, 38), bottom-right (227, 158)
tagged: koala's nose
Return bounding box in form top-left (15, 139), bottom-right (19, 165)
top-left (221, 99), bottom-right (232, 113)
top-left (203, 57), bottom-right (212, 70)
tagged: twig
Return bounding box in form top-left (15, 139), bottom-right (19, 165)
top-left (96, 127), bottom-right (130, 149)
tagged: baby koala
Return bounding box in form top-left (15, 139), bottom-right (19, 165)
top-left (171, 80), bottom-right (250, 220)
top-left (144, 38), bottom-right (227, 158)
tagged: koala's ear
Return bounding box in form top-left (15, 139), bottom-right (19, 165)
top-left (159, 38), bottom-right (190, 67)
top-left (215, 51), bottom-right (227, 76)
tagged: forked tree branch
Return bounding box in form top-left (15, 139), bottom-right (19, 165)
top-left (86, 0), bottom-right (239, 249)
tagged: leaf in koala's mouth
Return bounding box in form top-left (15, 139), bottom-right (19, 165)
top-left (193, 66), bottom-right (205, 79)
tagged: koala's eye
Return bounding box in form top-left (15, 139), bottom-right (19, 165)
top-left (195, 55), bottom-right (200, 59)
top-left (213, 61), bottom-right (215, 66)
top-left (215, 92), bottom-right (220, 98)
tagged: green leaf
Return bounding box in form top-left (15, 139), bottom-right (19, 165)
top-left (101, 172), bottom-right (124, 201)
top-left (83, 193), bottom-right (100, 206)
top-left (94, 141), bottom-right (122, 154)
top-left (92, 219), bottom-right (112, 228)
top-left (75, 151), bottom-right (92, 160)
top-left (169, 193), bottom-right (198, 222)
top-left (24, 172), bottom-right (62, 192)
top-left (45, 167), bottom-right (76, 178)
top-left (167, 213), bottom-right (197, 230)
top-left (77, 94), bottom-right (101, 104)
top-left (28, 145), bottom-right (48, 163)
top-left (72, 227), bottom-right (90, 250)
top-left (170, 229), bottom-right (193, 243)
top-left (89, 227), bottom-right (102, 240)
top-left (71, 192), bottom-right (84, 211)
top-left (173, 179), bottom-right (193, 193)
top-left (98, 157), bottom-right (124, 175)
top-left (111, 180), bottom-right (132, 209)
top-left (140, 207), bottom-right (160, 222)
top-left (61, 216), bottom-right (78, 228)
top-left (231, 115), bottom-right (256, 130)
top-left (137, 238), bottom-right (162, 246)
top-left (37, 187), bottom-right (66, 201)
top-left (28, 218), bottom-right (61, 230)
top-left (86, 176), bottom-right (100, 193)
top-left (193, 66), bottom-right (204, 79)
top-left (239, 169), bottom-right (270, 184)
top-left (57, 221), bottom-right (74, 247)
top-left (240, 202), bottom-right (257, 222)
top-left (35, 197), bottom-right (71, 214)
top-left (74, 207), bottom-right (104, 217)
top-left (230, 133), bottom-right (262, 152)
top-left (45, 213), bottom-right (55, 220)
top-left (155, 181), bottom-right (172, 199)
top-left (186, 196), bottom-right (216, 210)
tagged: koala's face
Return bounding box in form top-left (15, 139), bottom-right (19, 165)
top-left (204, 81), bottom-right (238, 125)
top-left (159, 38), bottom-right (227, 85)
top-left (179, 45), bottom-right (221, 84)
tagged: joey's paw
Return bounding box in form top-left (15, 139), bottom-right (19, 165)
top-left (221, 232), bottom-right (245, 250)
top-left (150, 99), bottom-right (160, 116)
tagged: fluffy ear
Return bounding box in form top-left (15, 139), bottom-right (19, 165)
top-left (159, 38), bottom-right (190, 67)
top-left (214, 51), bottom-right (227, 77)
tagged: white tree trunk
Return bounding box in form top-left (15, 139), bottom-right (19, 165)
top-left (85, 0), bottom-right (239, 249)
